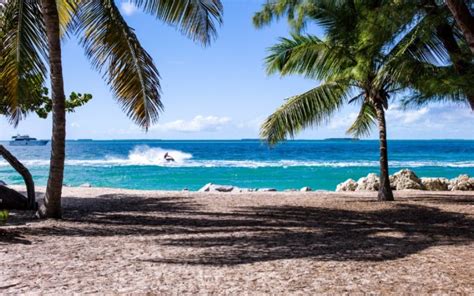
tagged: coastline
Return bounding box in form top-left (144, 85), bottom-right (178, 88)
top-left (9, 184), bottom-right (474, 196)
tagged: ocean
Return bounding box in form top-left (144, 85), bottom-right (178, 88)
top-left (1, 140), bottom-right (473, 191)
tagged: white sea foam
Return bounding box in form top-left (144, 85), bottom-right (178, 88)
top-left (0, 145), bottom-right (473, 168)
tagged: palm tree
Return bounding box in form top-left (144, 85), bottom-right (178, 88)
top-left (256, 1), bottom-right (426, 201)
top-left (260, 35), bottom-right (399, 200)
top-left (1, 0), bottom-right (223, 218)
top-left (254, 0), bottom-right (472, 200)
top-left (254, 0), bottom-right (474, 109)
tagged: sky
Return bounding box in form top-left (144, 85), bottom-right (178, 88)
top-left (1, 0), bottom-right (473, 140)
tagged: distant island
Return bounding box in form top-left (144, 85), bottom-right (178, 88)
top-left (324, 138), bottom-right (360, 141)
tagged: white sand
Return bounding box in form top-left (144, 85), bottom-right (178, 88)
top-left (1, 187), bottom-right (473, 294)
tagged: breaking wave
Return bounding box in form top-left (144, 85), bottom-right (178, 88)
top-left (0, 145), bottom-right (473, 168)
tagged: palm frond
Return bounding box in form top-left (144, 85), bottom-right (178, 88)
top-left (0, 0), bottom-right (47, 126)
top-left (253, 0), bottom-right (308, 31)
top-left (346, 100), bottom-right (377, 138)
top-left (266, 34), bottom-right (353, 80)
top-left (74, 0), bottom-right (162, 129)
top-left (57, 0), bottom-right (81, 37)
top-left (131, 0), bottom-right (223, 45)
top-left (261, 81), bottom-right (349, 145)
top-left (400, 63), bottom-right (472, 108)
top-left (254, 0), bottom-right (359, 36)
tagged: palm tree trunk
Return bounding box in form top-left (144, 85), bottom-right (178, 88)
top-left (0, 145), bottom-right (36, 209)
top-left (374, 102), bottom-right (394, 201)
top-left (38, 0), bottom-right (66, 219)
top-left (446, 0), bottom-right (474, 54)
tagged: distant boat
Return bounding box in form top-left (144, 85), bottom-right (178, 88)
top-left (9, 135), bottom-right (48, 146)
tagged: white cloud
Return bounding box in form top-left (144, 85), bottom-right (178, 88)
top-left (120, 1), bottom-right (137, 16)
top-left (328, 112), bottom-right (358, 129)
top-left (237, 116), bottom-right (266, 131)
top-left (386, 105), bottom-right (430, 124)
top-left (152, 115), bottom-right (231, 133)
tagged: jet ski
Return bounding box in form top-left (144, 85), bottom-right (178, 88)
top-left (164, 152), bottom-right (175, 162)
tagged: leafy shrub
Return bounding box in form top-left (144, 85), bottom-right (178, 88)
top-left (0, 209), bottom-right (8, 224)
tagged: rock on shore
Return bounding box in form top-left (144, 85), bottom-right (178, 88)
top-left (336, 170), bottom-right (474, 192)
top-left (198, 183), bottom-right (262, 193)
top-left (421, 178), bottom-right (450, 191)
top-left (335, 179), bottom-right (358, 192)
top-left (390, 169), bottom-right (423, 190)
top-left (449, 174), bottom-right (474, 191)
top-left (355, 173), bottom-right (379, 191)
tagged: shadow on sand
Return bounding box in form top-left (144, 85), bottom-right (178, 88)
top-left (2, 193), bottom-right (473, 265)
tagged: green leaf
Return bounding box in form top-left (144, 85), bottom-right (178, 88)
top-left (0, 0), bottom-right (48, 125)
top-left (130, 0), bottom-right (223, 45)
top-left (346, 100), bottom-right (377, 138)
top-left (74, 0), bottom-right (162, 129)
top-left (261, 81), bottom-right (350, 145)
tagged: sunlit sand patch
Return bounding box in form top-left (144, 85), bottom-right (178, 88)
top-left (368, 231), bottom-right (406, 238)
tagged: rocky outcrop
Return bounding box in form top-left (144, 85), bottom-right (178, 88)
top-left (257, 188), bottom-right (277, 192)
top-left (198, 183), bottom-right (213, 192)
top-left (449, 175), bottom-right (474, 191)
top-left (335, 171), bottom-right (474, 192)
top-left (390, 169), bottom-right (423, 190)
top-left (0, 180), bottom-right (6, 186)
top-left (356, 174), bottom-right (379, 191)
top-left (335, 179), bottom-right (358, 192)
top-left (300, 187), bottom-right (312, 192)
top-left (421, 178), bottom-right (450, 191)
top-left (198, 183), bottom-right (235, 192)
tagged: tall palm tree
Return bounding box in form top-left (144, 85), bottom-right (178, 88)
top-left (254, 0), bottom-right (474, 109)
top-left (254, 0), bottom-right (472, 200)
top-left (260, 35), bottom-right (400, 200)
top-left (256, 1), bottom-right (420, 201)
top-left (1, 0), bottom-right (223, 218)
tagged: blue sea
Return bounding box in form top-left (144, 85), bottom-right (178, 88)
top-left (1, 140), bottom-right (474, 191)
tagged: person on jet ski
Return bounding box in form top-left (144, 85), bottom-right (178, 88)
top-left (164, 152), bottom-right (175, 162)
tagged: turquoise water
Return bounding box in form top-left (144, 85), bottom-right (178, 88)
top-left (1, 140), bottom-right (474, 191)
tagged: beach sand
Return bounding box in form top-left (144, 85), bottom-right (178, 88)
top-left (1, 187), bottom-right (473, 294)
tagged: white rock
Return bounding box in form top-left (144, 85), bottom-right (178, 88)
top-left (421, 178), bottom-right (449, 191)
top-left (79, 183), bottom-right (92, 188)
top-left (336, 179), bottom-right (358, 192)
top-left (391, 169), bottom-right (423, 190)
top-left (300, 187), bottom-right (312, 192)
top-left (198, 183), bottom-right (213, 192)
top-left (449, 174), bottom-right (474, 191)
top-left (356, 174), bottom-right (379, 191)
top-left (257, 188), bottom-right (277, 192)
top-left (208, 184), bottom-right (234, 192)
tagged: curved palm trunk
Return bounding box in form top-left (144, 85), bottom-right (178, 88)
top-left (38, 0), bottom-right (66, 218)
top-left (374, 102), bottom-right (394, 201)
top-left (0, 145), bottom-right (36, 209)
top-left (446, 0), bottom-right (474, 54)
